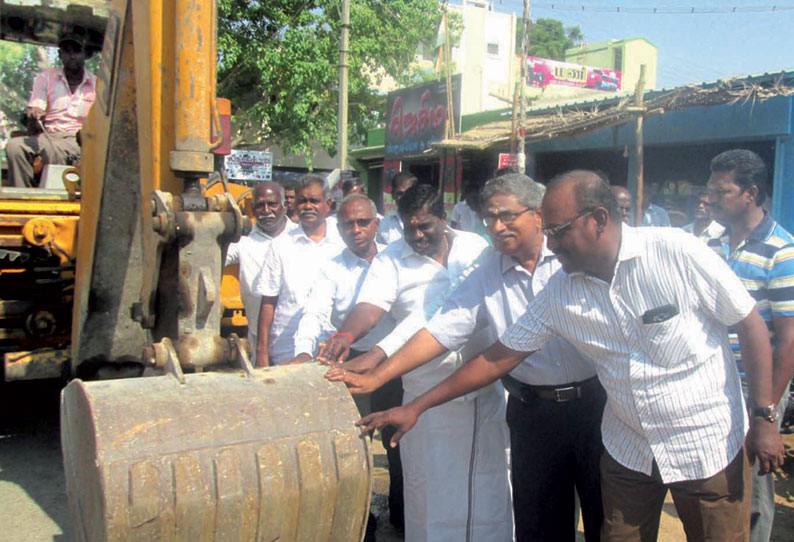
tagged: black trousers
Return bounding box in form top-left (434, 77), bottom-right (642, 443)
top-left (370, 375), bottom-right (404, 530)
top-left (506, 381), bottom-right (607, 542)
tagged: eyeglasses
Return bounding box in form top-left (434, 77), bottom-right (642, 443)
top-left (542, 209), bottom-right (594, 238)
top-left (482, 207), bottom-right (533, 227)
top-left (340, 218), bottom-right (376, 229)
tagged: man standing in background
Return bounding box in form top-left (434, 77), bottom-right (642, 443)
top-left (378, 171), bottom-right (417, 244)
top-left (684, 187), bottom-right (725, 241)
top-left (225, 182), bottom-right (295, 364)
top-left (707, 149), bottom-right (794, 542)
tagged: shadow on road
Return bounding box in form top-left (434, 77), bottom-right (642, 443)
top-left (0, 379), bottom-right (70, 541)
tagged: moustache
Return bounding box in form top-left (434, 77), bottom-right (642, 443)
top-left (257, 213), bottom-right (277, 220)
top-left (300, 210), bottom-right (319, 217)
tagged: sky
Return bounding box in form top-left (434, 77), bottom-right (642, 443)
top-left (461, 0), bottom-right (794, 88)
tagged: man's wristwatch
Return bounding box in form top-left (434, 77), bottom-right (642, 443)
top-left (751, 404), bottom-right (778, 423)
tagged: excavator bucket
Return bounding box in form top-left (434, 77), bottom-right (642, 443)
top-left (60, 363), bottom-right (372, 542)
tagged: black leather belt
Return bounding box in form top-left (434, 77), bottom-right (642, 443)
top-left (502, 374), bottom-right (600, 403)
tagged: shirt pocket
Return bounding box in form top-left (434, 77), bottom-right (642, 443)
top-left (641, 313), bottom-right (694, 368)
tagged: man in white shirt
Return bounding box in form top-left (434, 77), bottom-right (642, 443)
top-left (377, 171), bottom-right (417, 245)
top-left (289, 193), bottom-right (403, 532)
top-left (359, 170), bottom-right (785, 542)
top-left (253, 174), bottom-right (343, 366)
top-left (319, 183), bottom-right (512, 542)
top-left (329, 173), bottom-right (605, 541)
top-left (225, 182), bottom-right (296, 364)
top-left (450, 183), bottom-right (481, 232)
top-left (291, 194), bottom-right (392, 361)
top-left (683, 188), bottom-right (725, 241)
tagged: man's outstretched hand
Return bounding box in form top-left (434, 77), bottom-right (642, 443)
top-left (316, 335), bottom-right (352, 363)
top-left (357, 404), bottom-right (420, 448)
top-left (326, 366), bottom-right (381, 395)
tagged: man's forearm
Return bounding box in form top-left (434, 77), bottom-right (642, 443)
top-left (771, 315), bottom-right (794, 402)
top-left (736, 308), bottom-right (776, 408)
top-left (408, 341), bottom-right (528, 415)
top-left (373, 329), bottom-right (449, 383)
top-left (256, 296), bottom-right (277, 364)
top-left (339, 302), bottom-right (386, 341)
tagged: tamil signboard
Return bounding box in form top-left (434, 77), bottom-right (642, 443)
top-left (526, 56), bottom-right (622, 92)
top-left (225, 150), bottom-right (273, 181)
top-left (385, 74), bottom-right (462, 159)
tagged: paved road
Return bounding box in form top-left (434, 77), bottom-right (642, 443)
top-left (1, 379), bottom-right (793, 542)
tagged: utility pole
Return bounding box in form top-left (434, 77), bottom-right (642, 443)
top-left (338, 0), bottom-right (350, 171)
top-left (518, 0), bottom-right (531, 174)
top-left (633, 64), bottom-right (647, 227)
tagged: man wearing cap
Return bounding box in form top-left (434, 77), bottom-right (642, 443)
top-left (5, 31), bottom-right (97, 187)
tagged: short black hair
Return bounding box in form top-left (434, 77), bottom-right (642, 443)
top-left (342, 178), bottom-right (365, 194)
top-left (710, 149), bottom-right (768, 206)
top-left (391, 171), bottom-right (418, 191)
top-left (547, 169), bottom-right (620, 222)
top-left (296, 173), bottom-right (328, 197)
top-left (398, 183), bottom-right (445, 220)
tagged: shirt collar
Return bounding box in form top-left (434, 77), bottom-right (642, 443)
top-left (57, 67), bottom-right (94, 90)
top-left (499, 236), bottom-right (556, 275)
top-left (399, 226), bottom-right (457, 260)
top-left (747, 211), bottom-right (774, 243)
top-left (342, 242), bottom-right (386, 267)
top-left (567, 223), bottom-right (640, 280)
top-left (616, 223), bottom-right (643, 262)
top-left (720, 211), bottom-right (774, 246)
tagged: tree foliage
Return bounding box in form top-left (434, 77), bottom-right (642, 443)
top-left (0, 42), bottom-right (41, 137)
top-left (217, 0), bottom-right (448, 164)
top-left (517, 17), bottom-right (584, 61)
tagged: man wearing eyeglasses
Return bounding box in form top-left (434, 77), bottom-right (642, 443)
top-left (355, 169), bottom-right (785, 542)
top-left (253, 174), bottom-right (344, 366)
top-left (290, 194), bottom-right (394, 363)
top-left (327, 173), bottom-right (605, 541)
top-left (318, 183), bottom-right (512, 542)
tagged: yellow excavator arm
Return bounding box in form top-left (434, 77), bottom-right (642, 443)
top-left (3, 1), bottom-right (372, 540)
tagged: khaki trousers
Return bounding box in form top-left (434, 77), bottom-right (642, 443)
top-left (5, 132), bottom-right (80, 187)
top-left (601, 448), bottom-right (751, 542)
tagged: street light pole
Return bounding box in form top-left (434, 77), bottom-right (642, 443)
top-left (338, 0), bottom-right (350, 171)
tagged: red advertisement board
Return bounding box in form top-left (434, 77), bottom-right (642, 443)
top-left (498, 153), bottom-right (519, 170)
top-left (525, 56), bottom-right (622, 92)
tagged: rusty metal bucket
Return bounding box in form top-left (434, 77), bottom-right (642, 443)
top-left (61, 363), bottom-right (372, 542)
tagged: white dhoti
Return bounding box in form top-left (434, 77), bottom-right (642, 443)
top-left (400, 382), bottom-right (513, 542)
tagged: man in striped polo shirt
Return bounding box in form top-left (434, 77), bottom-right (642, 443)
top-left (707, 149), bottom-right (794, 542)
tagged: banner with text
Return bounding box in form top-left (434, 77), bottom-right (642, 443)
top-left (226, 150), bottom-right (273, 181)
top-left (525, 56), bottom-right (622, 92)
top-left (385, 74), bottom-right (462, 159)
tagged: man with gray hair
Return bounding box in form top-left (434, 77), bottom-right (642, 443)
top-left (328, 173), bottom-right (605, 541)
top-left (225, 181), bottom-right (296, 364)
top-left (254, 173), bottom-right (344, 365)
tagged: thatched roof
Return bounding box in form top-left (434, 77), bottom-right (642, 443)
top-left (433, 72), bottom-right (794, 151)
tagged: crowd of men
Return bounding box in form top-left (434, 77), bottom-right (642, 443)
top-left (225, 148), bottom-right (793, 542)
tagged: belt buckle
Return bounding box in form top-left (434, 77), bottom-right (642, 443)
top-left (554, 386), bottom-right (577, 402)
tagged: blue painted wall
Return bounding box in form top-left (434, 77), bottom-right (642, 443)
top-left (527, 95), bottom-right (794, 233)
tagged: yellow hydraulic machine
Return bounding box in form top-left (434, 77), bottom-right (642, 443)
top-left (2, 0), bottom-right (372, 539)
